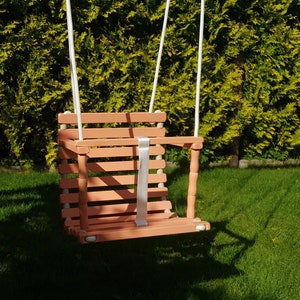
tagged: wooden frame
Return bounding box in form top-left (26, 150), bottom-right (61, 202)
top-left (58, 112), bottom-right (210, 243)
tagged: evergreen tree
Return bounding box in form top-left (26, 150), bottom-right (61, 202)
top-left (199, 0), bottom-right (300, 165)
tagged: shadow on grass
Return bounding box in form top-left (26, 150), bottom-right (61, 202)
top-left (0, 180), bottom-right (253, 300)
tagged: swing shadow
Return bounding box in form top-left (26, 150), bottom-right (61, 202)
top-left (0, 177), bottom-right (255, 299)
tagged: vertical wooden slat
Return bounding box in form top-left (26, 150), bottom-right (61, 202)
top-left (60, 120), bottom-right (72, 218)
top-left (78, 153), bottom-right (89, 230)
top-left (155, 115), bottom-right (166, 201)
top-left (186, 145), bottom-right (200, 219)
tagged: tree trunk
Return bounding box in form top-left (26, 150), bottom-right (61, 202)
top-left (229, 137), bottom-right (239, 168)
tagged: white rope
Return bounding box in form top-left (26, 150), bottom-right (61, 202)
top-left (149, 0), bottom-right (171, 113)
top-left (194, 0), bottom-right (205, 137)
top-left (66, 0), bottom-right (83, 140)
top-left (135, 137), bottom-right (150, 227)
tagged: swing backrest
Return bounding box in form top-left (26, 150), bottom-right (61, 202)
top-left (58, 112), bottom-right (173, 228)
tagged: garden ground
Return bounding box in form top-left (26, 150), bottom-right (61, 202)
top-left (0, 167), bottom-right (299, 299)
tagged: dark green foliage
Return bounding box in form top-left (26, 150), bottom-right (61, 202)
top-left (0, 0), bottom-right (299, 168)
top-left (0, 0), bottom-right (69, 167)
top-left (201, 0), bottom-right (300, 163)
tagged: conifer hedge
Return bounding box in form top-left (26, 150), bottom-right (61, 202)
top-left (0, 0), bottom-right (299, 168)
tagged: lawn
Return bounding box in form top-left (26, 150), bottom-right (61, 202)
top-left (0, 167), bottom-right (299, 299)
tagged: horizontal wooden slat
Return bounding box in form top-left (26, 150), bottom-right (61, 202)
top-left (60, 187), bottom-right (168, 204)
top-left (84, 216), bottom-right (207, 231)
top-left (88, 145), bottom-right (165, 158)
top-left (60, 173), bottom-right (167, 189)
top-left (70, 218), bottom-right (211, 243)
top-left (72, 136), bottom-right (203, 148)
top-left (58, 159), bottom-right (166, 174)
top-left (58, 112), bottom-right (166, 124)
top-left (59, 145), bottom-right (165, 159)
top-left (58, 127), bottom-right (165, 140)
top-left (61, 200), bottom-right (172, 218)
top-left (64, 211), bottom-right (178, 227)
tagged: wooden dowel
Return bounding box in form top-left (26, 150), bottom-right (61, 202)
top-left (78, 154), bottom-right (89, 230)
top-left (186, 146), bottom-right (200, 219)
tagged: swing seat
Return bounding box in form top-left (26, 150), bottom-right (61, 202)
top-left (58, 111), bottom-right (210, 243)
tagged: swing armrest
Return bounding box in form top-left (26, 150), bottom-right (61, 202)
top-left (58, 136), bottom-right (203, 156)
top-left (71, 136), bottom-right (203, 149)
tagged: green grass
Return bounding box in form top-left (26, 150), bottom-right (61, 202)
top-left (0, 167), bottom-right (299, 299)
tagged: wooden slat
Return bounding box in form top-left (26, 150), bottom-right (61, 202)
top-left (59, 145), bottom-right (165, 159)
top-left (58, 127), bottom-right (165, 140)
top-left (60, 187), bottom-right (168, 204)
top-left (84, 216), bottom-right (206, 231)
top-left (58, 159), bottom-right (166, 174)
top-left (58, 112), bottom-right (166, 124)
top-left (73, 136), bottom-right (203, 148)
top-left (60, 173), bottom-right (167, 189)
top-left (61, 200), bottom-right (173, 218)
top-left (72, 218), bottom-right (211, 243)
top-left (88, 145), bottom-right (165, 158)
top-left (64, 212), bottom-right (178, 227)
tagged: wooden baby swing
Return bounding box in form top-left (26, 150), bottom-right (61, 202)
top-left (58, 0), bottom-right (210, 243)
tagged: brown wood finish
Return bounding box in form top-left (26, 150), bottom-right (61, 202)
top-left (58, 112), bottom-right (210, 243)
